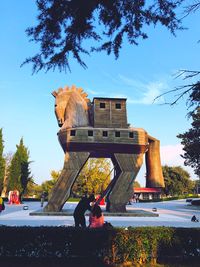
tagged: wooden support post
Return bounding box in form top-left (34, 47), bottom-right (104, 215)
top-left (44, 151), bottom-right (90, 212)
top-left (145, 135), bottom-right (164, 188)
top-left (107, 153), bottom-right (144, 212)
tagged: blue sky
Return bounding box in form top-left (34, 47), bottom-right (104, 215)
top-left (0, 1), bottom-right (199, 186)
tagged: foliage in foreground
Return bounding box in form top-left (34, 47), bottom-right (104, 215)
top-left (23, 0), bottom-right (183, 73)
top-left (1, 226), bottom-right (200, 265)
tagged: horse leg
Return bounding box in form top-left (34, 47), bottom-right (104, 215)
top-left (108, 153), bottom-right (144, 213)
top-left (145, 136), bottom-right (164, 188)
top-left (44, 151), bottom-right (90, 212)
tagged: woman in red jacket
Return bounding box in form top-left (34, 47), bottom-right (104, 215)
top-left (89, 204), bottom-right (104, 228)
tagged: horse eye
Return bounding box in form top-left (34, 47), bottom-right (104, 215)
top-left (55, 104), bottom-right (57, 107)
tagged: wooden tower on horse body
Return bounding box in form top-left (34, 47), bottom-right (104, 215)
top-left (44, 85), bottom-right (164, 213)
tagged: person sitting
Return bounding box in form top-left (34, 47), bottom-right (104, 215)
top-left (89, 204), bottom-right (104, 228)
top-left (73, 194), bottom-right (95, 227)
top-left (191, 215), bottom-right (199, 222)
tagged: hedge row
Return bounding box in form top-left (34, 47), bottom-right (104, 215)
top-left (0, 226), bottom-right (200, 265)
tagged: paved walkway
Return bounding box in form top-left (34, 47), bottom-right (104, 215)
top-left (0, 199), bottom-right (200, 228)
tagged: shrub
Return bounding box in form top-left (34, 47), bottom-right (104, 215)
top-left (0, 226), bottom-right (200, 265)
top-left (191, 199), bottom-right (200, 206)
top-left (108, 227), bottom-right (173, 265)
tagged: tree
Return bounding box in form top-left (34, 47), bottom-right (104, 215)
top-left (134, 181), bottom-right (141, 188)
top-left (8, 138), bottom-right (32, 198)
top-left (153, 0), bottom-right (200, 108)
top-left (20, 161), bottom-right (32, 199)
top-left (25, 179), bottom-right (40, 198)
top-left (1, 152), bottom-right (13, 197)
top-left (72, 158), bottom-right (112, 197)
top-left (0, 129), bottom-right (5, 194)
top-left (155, 70), bottom-right (200, 179)
top-left (161, 73), bottom-right (200, 178)
top-left (155, 70), bottom-right (200, 113)
top-left (158, 73), bottom-right (200, 177)
top-left (23, 0), bottom-right (183, 73)
top-left (193, 179), bottom-right (200, 194)
top-left (168, 2), bottom-right (200, 177)
top-left (177, 108), bottom-right (200, 177)
top-left (162, 165), bottom-right (194, 196)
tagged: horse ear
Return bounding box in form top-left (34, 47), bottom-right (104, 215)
top-left (52, 91), bottom-right (58, 98)
top-left (78, 88), bottom-right (84, 94)
top-left (71, 85), bottom-right (76, 91)
top-left (81, 92), bottom-right (88, 99)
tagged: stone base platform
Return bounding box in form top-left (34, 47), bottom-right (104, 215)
top-left (30, 209), bottom-right (158, 217)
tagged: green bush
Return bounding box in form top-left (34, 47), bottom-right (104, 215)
top-left (0, 226), bottom-right (200, 265)
top-left (107, 227), bottom-right (173, 265)
top-left (191, 199), bottom-right (200, 206)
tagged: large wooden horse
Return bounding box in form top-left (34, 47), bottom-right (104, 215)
top-left (44, 85), bottom-right (164, 212)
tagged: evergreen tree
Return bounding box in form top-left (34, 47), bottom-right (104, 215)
top-left (0, 128), bottom-right (6, 194)
top-left (177, 108), bottom-right (200, 177)
top-left (1, 152), bottom-right (13, 197)
top-left (20, 161), bottom-right (32, 198)
top-left (8, 138), bottom-right (32, 197)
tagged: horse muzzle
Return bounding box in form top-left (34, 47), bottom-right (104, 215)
top-left (58, 119), bottom-right (63, 127)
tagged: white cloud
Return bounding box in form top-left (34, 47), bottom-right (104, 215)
top-left (118, 74), bottom-right (146, 90)
top-left (117, 75), bottom-right (168, 105)
top-left (87, 88), bottom-right (100, 95)
top-left (160, 144), bottom-right (197, 179)
top-left (160, 144), bottom-right (184, 166)
top-left (108, 81), bottom-right (167, 104)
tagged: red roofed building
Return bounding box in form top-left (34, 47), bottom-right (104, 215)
top-left (133, 187), bottom-right (162, 201)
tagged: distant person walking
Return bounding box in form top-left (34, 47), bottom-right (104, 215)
top-left (73, 194), bottom-right (95, 227)
top-left (40, 192), bottom-right (46, 207)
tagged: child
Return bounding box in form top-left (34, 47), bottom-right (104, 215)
top-left (89, 204), bottom-right (104, 228)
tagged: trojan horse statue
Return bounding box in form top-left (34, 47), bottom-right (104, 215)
top-left (44, 85), bottom-right (164, 213)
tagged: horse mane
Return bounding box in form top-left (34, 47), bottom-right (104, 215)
top-left (52, 85), bottom-right (92, 129)
top-left (52, 85), bottom-right (90, 102)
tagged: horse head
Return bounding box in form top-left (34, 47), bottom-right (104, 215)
top-left (52, 85), bottom-right (91, 129)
